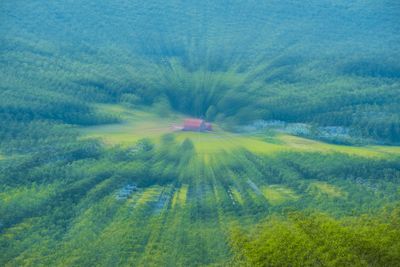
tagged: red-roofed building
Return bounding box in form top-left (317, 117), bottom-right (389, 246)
top-left (183, 119), bottom-right (212, 132)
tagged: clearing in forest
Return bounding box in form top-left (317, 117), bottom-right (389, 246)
top-left (80, 104), bottom-right (183, 145)
top-left (308, 182), bottom-right (346, 198)
top-left (261, 185), bottom-right (299, 205)
top-left (80, 104), bottom-right (400, 158)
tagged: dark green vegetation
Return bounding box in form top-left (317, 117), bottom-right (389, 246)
top-left (1, 0), bottom-right (400, 266)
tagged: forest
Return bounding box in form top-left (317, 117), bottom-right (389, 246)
top-left (1, 0), bottom-right (400, 266)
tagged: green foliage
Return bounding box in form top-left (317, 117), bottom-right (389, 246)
top-left (1, 0), bottom-right (400, 265)
top-left (1, 131), bottom-right (400, 265)
top-left (230, 206), bottom-right (400, 266)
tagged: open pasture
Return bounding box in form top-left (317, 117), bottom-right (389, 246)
top-left (81, 105), bottom-right (400, 160)
top-left (80, 104), bottom-right (184, 145)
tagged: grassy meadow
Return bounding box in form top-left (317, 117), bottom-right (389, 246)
top-left (79, 104), bottom-right (184, 145)
top-left (81, 104), bottom-right (400, 159)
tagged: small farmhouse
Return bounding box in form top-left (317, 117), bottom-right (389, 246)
top-left (183, 119), bottom-right (212, 132)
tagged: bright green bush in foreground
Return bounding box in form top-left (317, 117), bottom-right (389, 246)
top-left (230, 206), bottom-right (400, 266)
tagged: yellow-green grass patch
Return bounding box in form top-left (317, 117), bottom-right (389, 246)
top-left (261, 185), bottom-right (299, 205)
top-left (80, 104), bottom-right (400, 158)
top-left (174, 130), bottom-right (285, 156)
top-left (1, 218), bottom-right (38, 240)
top-left (135, 186), bottom-right (163, 206)
top-left (230, 187), bottom-right (244, 205)
top-left (80, 104), bottom-right (183, 146)
top-left (171, 184), bottom-right (189, 208)
top-left (175, 131), bottom-right (400, 158)
top-left (0, 184), bottom-right (57, 206)
top-left (308, 181), bottom-right (346, 198)
top-left (278, 134), bottom-right (400, 158)
top-left (203, 154), bottom-right (211, 165)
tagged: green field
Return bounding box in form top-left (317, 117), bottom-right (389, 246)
top-left (81, 105), bottom-right (400, 159)
top-left (308, 181), bottom-right (347, 198)
top-left (261, 185), bottom-right (300, 205)
top-left (80, 104), bottom-right (184, 145)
